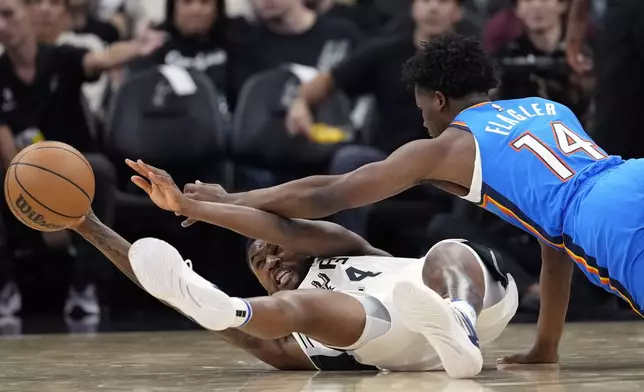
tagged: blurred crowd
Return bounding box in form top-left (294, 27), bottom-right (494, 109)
top-left (0, 0), bottom-right (642, 333)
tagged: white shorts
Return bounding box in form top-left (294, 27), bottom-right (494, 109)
top-left (335, 240), bottom-right (519, 371)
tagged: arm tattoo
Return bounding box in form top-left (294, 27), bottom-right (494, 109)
top-left (74, 214), bottom-right (141, 288)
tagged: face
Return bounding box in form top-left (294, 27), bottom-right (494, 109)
top-left (412, 0), bottom-right (461, 39)
top-left (516, 0), bottom-right (566, 34)
top-left (415, 88), bottom-right (453, 138)
top-left (247, 240), bottom-right (312, 294)
top-left (27, 0), bottom-right (68, 41)
top-left (0, 0), bottom-right (30, 47)
top-left (67, 0), bottom-right (88, 12)
top-left (251, 0), bottom-right (298, 22)
top-left (174, 0), bottom-right (218, 37)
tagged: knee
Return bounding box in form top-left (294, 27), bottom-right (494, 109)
top-left (271, 290), bottom-right (305, 317)
top-left (422, 241), bottom-right (471, 280)
top-left (329, 145), bottom-right (386, 175)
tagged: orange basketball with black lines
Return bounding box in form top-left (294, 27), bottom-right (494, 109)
top-left (4, 141), bottom-right (95, 231)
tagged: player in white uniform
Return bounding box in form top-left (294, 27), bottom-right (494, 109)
top-left (103, 159), bottom-right (517, 378)
top-left (288, 245), bottom-right (518, 374)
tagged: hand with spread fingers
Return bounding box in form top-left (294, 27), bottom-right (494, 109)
top-left (125, 159), bottom-right (186, 213)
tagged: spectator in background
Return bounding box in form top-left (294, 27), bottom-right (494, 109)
top-left (68, 0), bottom-right (121, 44)
top-left (129, 0), bottom-right (231, 103)
top-left (28, 0), bottom-right (110, 116)
top-left (304, 0), bottom-right (387, 35)
top-left (285, 0), bottom-right (462, 237)
top-left (566, 0), bottom-right (644, 159)
top-left (29, 0), bottom-right (119, 44)
top-left (496, 0), bottom-right (591, 118)
top-left (228, 0), bottom-right (363, 104)
top-left (482, 4), bottom-right (522, 54)
top-left (0, 0), bottom-right (164, 320)
top-left (383, 0), bottom-right (478, 37)
top-left (92, 0), bottom-right (148, 38)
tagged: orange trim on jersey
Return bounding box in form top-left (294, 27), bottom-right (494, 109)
top-left (564, 248), bottom-right (644, 318)
top-left (466, 101), bottom-right (490, 110)
top-left (452, 121), bottom-right (468, 128)
top-left (481, 195), bottom-right (564, 248)
top-left (482, 195), bottom-right (644, 318)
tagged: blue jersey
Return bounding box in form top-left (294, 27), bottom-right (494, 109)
top-left (452, 97), bottom-right (623, 248)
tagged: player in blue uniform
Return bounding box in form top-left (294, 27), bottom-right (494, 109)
top-left (177, 33), bottom-right (643, 367)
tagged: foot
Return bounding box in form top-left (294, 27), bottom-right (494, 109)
top-left (64, 284), bottom-right (101, 318)
top-left (393, 280), bottom-right (483, 379)
top-left (128, 238), bottom-right (235, 331)
top-left (0, 281), bottom-right (22, 317)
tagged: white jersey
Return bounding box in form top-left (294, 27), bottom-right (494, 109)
top-left (292, 241), bottom-right (519, 371)
top-left (299, 255), bottom-right (418, 294)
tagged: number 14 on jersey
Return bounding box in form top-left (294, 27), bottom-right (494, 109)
top-left (511, 122), bottom-right (606, 181)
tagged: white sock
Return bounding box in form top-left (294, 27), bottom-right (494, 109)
top-left (230, 297), bottom-right (253, 328)
top-left (449, 299), bottom-right (477, 325)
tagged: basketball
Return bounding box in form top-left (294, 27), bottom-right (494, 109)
top-left (3, 141), bottom-right (95, 232)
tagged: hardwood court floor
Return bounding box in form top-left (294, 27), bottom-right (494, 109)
top-left (1, 322), bottom-right (643, 391)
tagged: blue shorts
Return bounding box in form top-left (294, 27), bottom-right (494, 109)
top-left (563, 158), bottom-right (644, 315)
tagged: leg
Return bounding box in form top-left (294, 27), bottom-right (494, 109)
top-left (329, 145), bottom-right (387, 237)
top-left (239, 290), bottom-right (365, 347)
top-left (393, 240), bottom-right (487, 378)
top-left (420, 240), bottom-right (486, 314)
top-left (127, 238), bottom-right (366, 348)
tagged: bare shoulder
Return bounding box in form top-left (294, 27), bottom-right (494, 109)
top-left (395, 129), bottom-right (474, 161)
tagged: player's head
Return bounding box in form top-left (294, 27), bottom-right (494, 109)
top-left (401, 33), bottom-right (497, 138)
top-left (0, 0), bottom-right (34, 48)
top-left (246, 238), bottom-right (314, 294)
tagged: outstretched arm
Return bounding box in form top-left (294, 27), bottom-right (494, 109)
top-left (226, 136), bottom-right (454, 219)
top-left (70, 212), bottom-right (314, 370)
top-left (126, 160), bottom-right (390, 257)
top-left (182, 200), bottom-right (388, 257)
top-left (83, 30), bottom-right (165, 77)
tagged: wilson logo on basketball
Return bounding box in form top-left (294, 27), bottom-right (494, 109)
top-left (14, 194), bottom-right (65, 230)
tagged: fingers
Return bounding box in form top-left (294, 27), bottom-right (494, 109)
top-left (184, 180), bottom-right (212, 194)
top-left (126, 158), bottom-right (176, 186)
top-left (181, 218), bottom-right (197, 228)
top-left (136, 159), bottom-right (166, 178)
top-left (184, 182), bottom-right (195, 193)
top-left (131, 175), bottom-right (152, 193)
top-left (148, 171), bottom-right (174, 187)
top-left (125, 158), bottom-right (149, 178)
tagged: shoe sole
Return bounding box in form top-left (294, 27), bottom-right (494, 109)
top-left (392, 281), bottom-right (483, 379)
top-left (129, 238), bottom-right (234, 331)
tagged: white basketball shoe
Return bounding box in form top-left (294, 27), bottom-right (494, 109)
top-left (128, 238), bottom-right (235, 331)
top-left (393, 280), bottom-right (483, 379)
